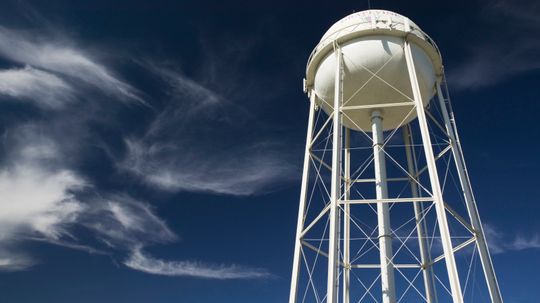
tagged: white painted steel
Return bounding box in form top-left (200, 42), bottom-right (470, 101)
top-left (314, 37), bottom-right (435, 131)
top-left (291, 9), bottom-right (503, 303)
top-left (404, 38), bottom-right (464, 303)
top-left (288, 92), bottom-right (316, 303)
top-left (306, 10), bottom-right (442, 131)
top-left (326, 47), bottom-right (343, 303)
top-left (371, 110), bottom-right (396, 303)
top-left (436, 82), bottom-right (504, 303)
top-left (319, 10), bottom-right (424, 43)
top-left (343, 128), bottom-right (351, 303)
top-left (403, 124), bottom-right (436, 302)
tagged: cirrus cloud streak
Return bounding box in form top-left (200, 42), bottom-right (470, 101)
top-left (125, 248), bottom-right (273, 279)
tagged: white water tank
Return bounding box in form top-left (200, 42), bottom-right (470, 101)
top-left (305, 10), bottom-right (443, 131)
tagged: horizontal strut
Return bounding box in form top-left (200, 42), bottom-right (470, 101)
top-left (350, 264), bottom-right (421, 269)
top-left (352, 177), bottom-right (409, 183)
top-left (340, 101), bottom-right (415, 111)
top-left (341, 197), bottom-right (434, 205)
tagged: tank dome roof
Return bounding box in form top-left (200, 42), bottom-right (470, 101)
top-left (306, 9), bottom-right (442, 89)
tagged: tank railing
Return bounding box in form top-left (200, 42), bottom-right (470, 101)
top-left (305, 20), bottom-right (441, 76)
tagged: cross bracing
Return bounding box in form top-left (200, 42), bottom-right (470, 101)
top-left (289, 41), bottom-right (502, 303)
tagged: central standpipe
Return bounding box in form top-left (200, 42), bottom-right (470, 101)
top-left (371, 110), bottom-right (396, 303)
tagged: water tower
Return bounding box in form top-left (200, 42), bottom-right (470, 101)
top-left (289, 10), bottom-right (503, 303)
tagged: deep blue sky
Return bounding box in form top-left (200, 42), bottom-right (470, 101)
top-left (0, 0), bottom-right (538, 302)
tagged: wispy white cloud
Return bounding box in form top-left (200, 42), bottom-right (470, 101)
top-left (448, 0), bottom-right (540, 89)
top-left (448, 42), bottom-right (540, 90)
top-left (81, 196), bottom-right (274, 280)
top-left (0, 151), bottom-right (272, 277)
top-left (0, 57), bottom-right (278, 275)
top-left (119, 64), bottom-right (298, 196)
top-left (0, 164), bottom-right (85, 240)
top-left (0, 26), bottom-right (143, 103)
top-left (28, 237), bottom-right (109, 256)
top-left (0, 66), bottom-right (74, 108)
top-left (0, 25), bottom-right (280, 277)
top-left (0, 128), bottom-right (175, 271)
top-left (0, 124), bottom-right (274, 277)
top-left (145, 61), bottom-right (222, 108)
top-left (123, 138), bottom-right (296, 196)
top-left (125, 248), bottom-right (272, 279)
top-left (0, 124), bottom-right (87, 270)
top-left (483, 223), bottom-right (540, 254)
top-left (80, 195), bottom-right (177, 249)
top-left (0, 164), bottom-right (86, 270)
top-left (0, 247), bottom-right (36, 271)
top-left (509, 235), bottom-right (540, 251)
top-left (486, 0), bottom-right (540, 28)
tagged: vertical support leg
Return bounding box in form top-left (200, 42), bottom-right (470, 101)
top-left (289, 91), bottom-right (317, 303)
top-left (436, 82), bottom-right (503, 303)
top-left (371, 110), bottom-right (396, 303)
top-left (403, 124), bottom-right (436, 302)
top-left (343, 128), bottom-right (351, 303)
top-left (327, 46), bottom-right (343, 303)
top-left (403, 39), bottom-right (464, 303)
